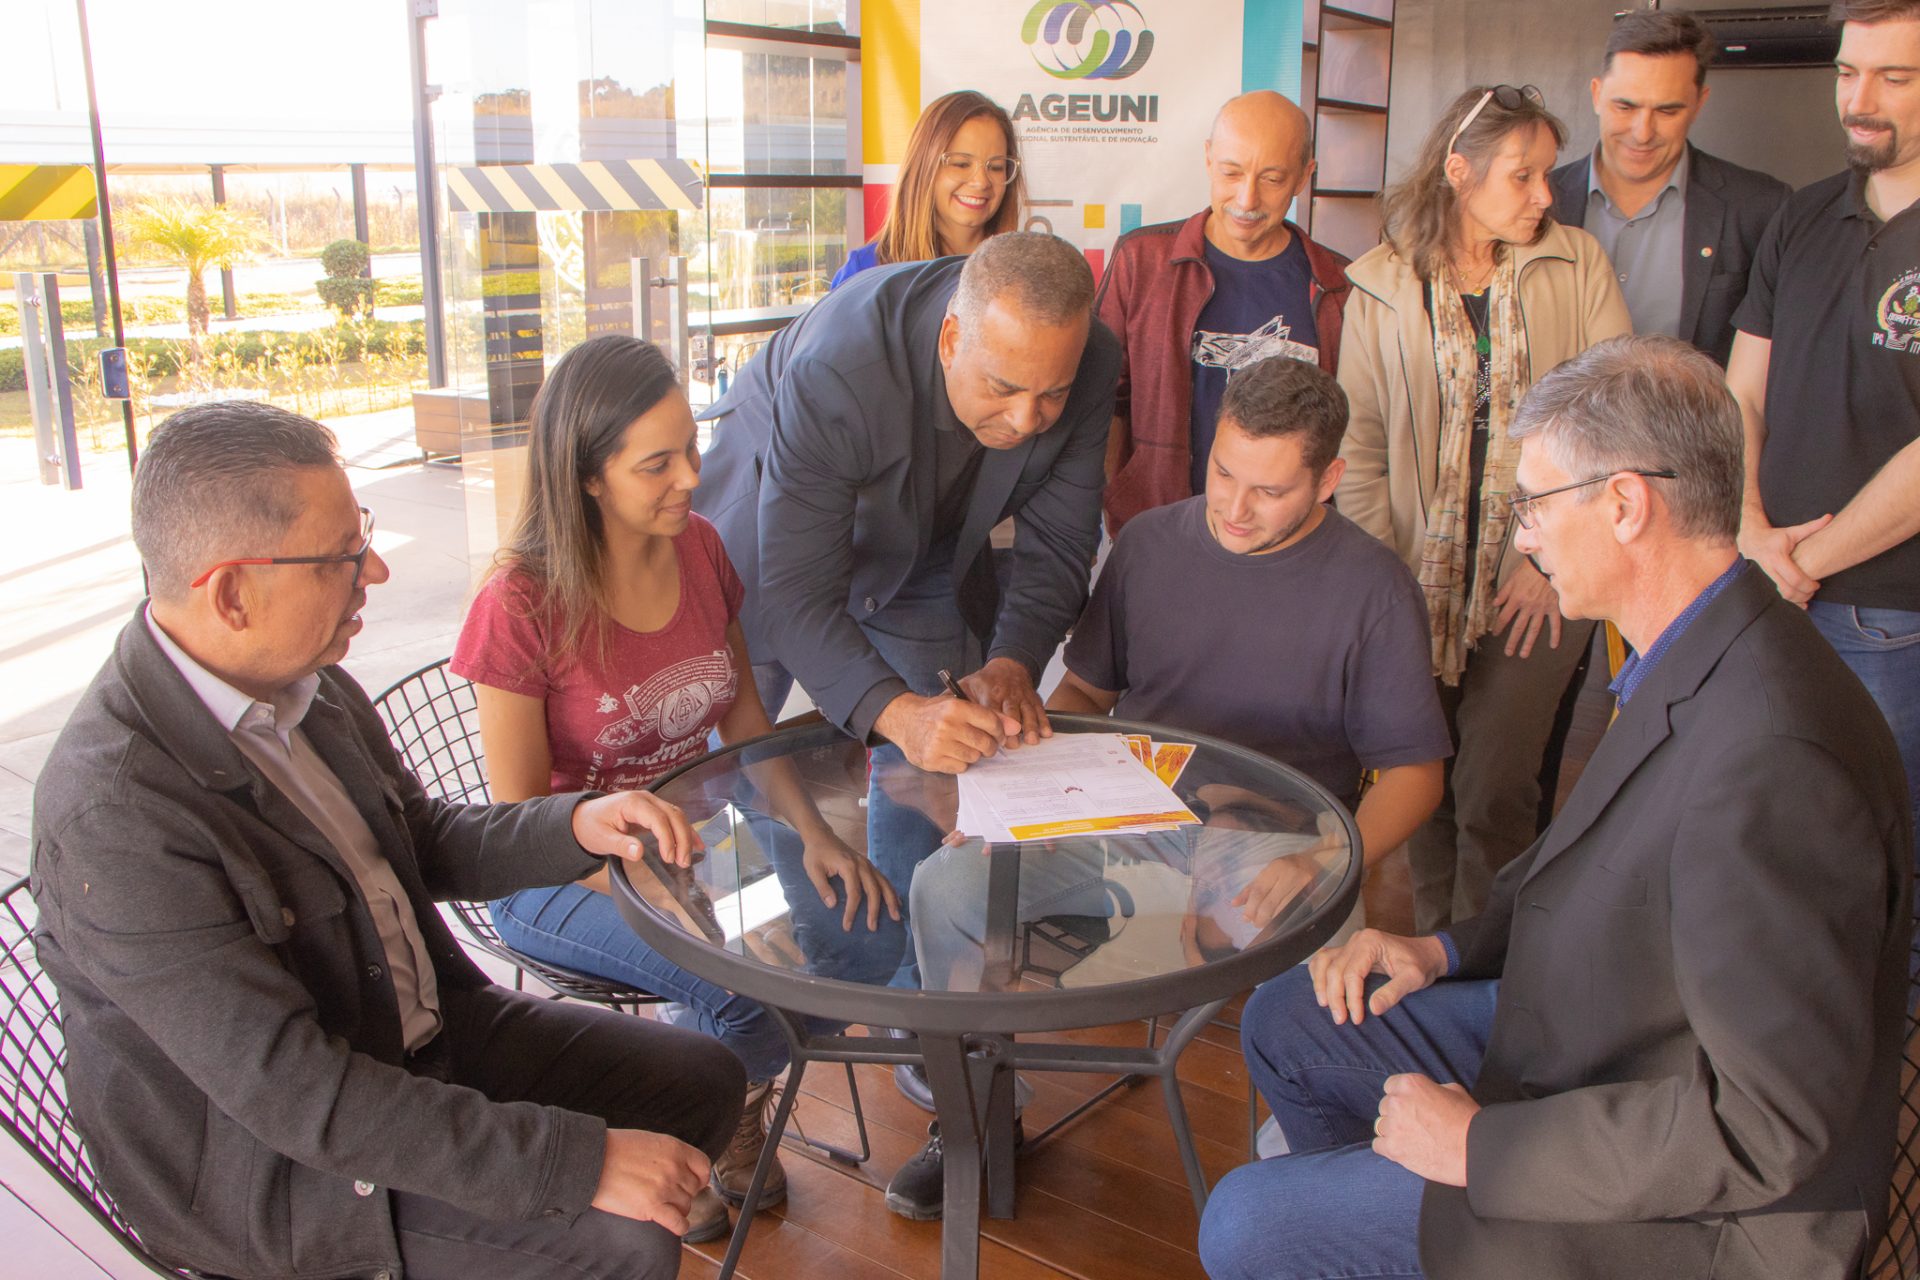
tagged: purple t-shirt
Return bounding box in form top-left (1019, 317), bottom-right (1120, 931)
top-left (1065, 498), bottom-right (1451, 804)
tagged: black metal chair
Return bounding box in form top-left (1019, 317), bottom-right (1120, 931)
top-left (371, 658), bottom-right (870, 1166)
top-left (0, 875), bottom-right (202, 1278)
top-left (372, 659), bottom-right (667, 1010)
top-left (1869, 911), bottom-right (1920, 1279)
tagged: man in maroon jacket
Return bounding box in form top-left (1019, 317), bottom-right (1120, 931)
top-left (1098, 90), bottom-right (1352, 534)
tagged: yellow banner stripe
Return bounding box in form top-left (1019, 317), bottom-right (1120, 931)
top-left (863, 0), bottom-right (920, 166)
top-left (1006, 811), bottom-right (1199, 841)
top-left (446, 161), bottom-right (702, 214)
top-left (624, 160), bottom-right (697, 212)
top-left (489, 168), bottom-right (543, 212)
top-left (44, 167), bottom-right (99, 220)
top-left (0, 164), bottom-right (97, 221)
top-left (579, 162), bottom-right (641, 212)
top-left (443, 168), bottom-right (486, 214)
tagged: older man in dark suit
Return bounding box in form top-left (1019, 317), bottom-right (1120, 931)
top-left (694, 231), bottom-right (1118, 770)
top-left (1198, 335), bottom-right (1912, 1280)
top-left (32, 403), bottom-right (744, 1280)
top-left (1548, 9), bottom-right (1789, 365)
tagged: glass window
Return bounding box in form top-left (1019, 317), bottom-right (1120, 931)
top-left (704, 0), bottom-right (852, 36)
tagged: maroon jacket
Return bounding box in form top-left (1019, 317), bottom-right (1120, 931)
top-left (1096, 209), bottom-right (1352, 533)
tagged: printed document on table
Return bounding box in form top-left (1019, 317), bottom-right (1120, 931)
top-left (954, 733), bottom-right (1200, 843)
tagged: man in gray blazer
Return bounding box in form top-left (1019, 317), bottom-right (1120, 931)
top-left (1548, 8), bottom-right (1789, 365)
top-left (1198, 336), bottom-right (1912, 1280)
top-left (695, 231), bottom-right (1119, 772)
top-left (33, 403), bottom-right (744, 1280)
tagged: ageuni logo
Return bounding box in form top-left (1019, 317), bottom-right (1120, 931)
top-left (1021, 0), bottom-right (1154, 80)
top-left (1874, 268), bottom-right (1920, 352)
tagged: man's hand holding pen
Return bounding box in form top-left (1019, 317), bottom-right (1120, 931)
top-left (874, 660), bottom-right (1035, 773)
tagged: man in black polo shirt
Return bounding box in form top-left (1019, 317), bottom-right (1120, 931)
top-left (1728, 0), bottom-right (1920, 845)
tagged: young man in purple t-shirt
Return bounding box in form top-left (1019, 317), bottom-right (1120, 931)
top-left (1052, 355), bottom-right (1450, 895)
top-left (885, 358), bottom-right (1450, 1220)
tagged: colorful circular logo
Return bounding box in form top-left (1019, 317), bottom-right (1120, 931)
top-left (1021, 0), bottom-right (1155, 81)
top-left (1878, 269), bottom-right (1920, 347)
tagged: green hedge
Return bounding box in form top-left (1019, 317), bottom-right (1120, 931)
top-left (0, 319), bottom-right (427, 393)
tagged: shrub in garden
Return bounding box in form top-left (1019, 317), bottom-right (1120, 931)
top-left (316, 238), bottom-right (376, 318)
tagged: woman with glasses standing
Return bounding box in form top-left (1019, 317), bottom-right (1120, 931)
top-left (1334, 85), bottom-right (1630, 932)
top-left (829, 89), bottom-right (1024, 289)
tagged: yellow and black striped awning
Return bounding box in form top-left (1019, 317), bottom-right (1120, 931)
top-left (445, 159), bottom-right (703, 215)
top-left (0, 165), bottom-right (98, 222)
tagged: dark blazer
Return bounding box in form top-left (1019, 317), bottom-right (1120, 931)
top-left (1419, 566), bottom-right (1912, 1280)
top-left (31, 614), bottom-right (607, 1279)
top-left (694, 258), bottom-right (1120, 740)
top-left (1550, 145), bottom-right (1789, 365)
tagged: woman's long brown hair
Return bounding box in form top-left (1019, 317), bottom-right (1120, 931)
top-left (491, 334), bottom-right (679, 673)
top-left (872, 90), bottom-right (1025, 266)
top-left (1379, 86), bottom-right (1566, 283)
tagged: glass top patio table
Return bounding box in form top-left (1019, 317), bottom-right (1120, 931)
top-left (609, 714), bottom-right (1360, 1280)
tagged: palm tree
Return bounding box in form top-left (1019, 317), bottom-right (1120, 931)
top-left (123, 201), bottom-right (263, 361)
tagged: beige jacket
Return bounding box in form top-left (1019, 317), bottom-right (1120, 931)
top-left (1333, 222), bottom-right (1632, 585)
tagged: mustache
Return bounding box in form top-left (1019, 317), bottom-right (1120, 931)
top-left (1844, 113), bottom-right (1895, 132)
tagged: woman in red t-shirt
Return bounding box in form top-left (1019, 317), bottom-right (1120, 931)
top-left (451, 335), bottom-right (901, 1240)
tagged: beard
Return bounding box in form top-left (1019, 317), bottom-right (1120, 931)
top-left (1844, 113), bottom-right (1901, 172)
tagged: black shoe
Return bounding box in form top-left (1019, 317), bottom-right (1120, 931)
top-left (884, 1122), bottom-right (947, 1220)
top-left (883, 1121), bottom-right (1025, 1221)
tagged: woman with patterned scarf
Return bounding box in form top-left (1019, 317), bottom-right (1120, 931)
top-left (1334, 85), bottom-right (1631, 931)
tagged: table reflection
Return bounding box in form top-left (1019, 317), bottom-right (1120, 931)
top-left (630, 722), bottom-right (1355, 1000)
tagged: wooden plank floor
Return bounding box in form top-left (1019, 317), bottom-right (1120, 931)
top-left (675, 656), bottom-right (1616, 1278)
top-left (672, 856), bottom-right (1417, 1280)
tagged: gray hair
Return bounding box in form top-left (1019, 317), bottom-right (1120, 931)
top-left (131, 400), bottom-right (341, 600)
top-left (1507, 334), bottom-right (1742, 541)
top-left (948, 231), bottom-right (1095, 332)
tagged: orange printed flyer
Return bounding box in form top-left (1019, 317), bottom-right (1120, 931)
top-left (1151, 742), bottom-right (1195, 787)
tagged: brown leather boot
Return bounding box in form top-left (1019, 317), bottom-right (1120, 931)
top-left (712, 1077), bottom-right (788, 1205)
top-left (683, 1184), bottom-right (730, 1244)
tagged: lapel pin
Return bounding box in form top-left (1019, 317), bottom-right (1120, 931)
top-left (1700, 246), bottom-right (1713, 258)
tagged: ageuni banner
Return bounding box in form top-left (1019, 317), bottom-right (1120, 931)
top-left (859, 0), bottom-right (1304, 279)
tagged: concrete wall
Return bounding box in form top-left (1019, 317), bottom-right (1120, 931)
top-left (1386, 0), bottom-right (1842, 197)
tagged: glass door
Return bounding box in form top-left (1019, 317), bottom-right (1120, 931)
top-left (423, 0), bottom-right (859, 575)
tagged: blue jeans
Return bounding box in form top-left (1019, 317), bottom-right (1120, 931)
top-left (492, 816), bottom-right (907, 1083)
top-left (1808, 602), bottom-right (1920, 843)
top-left (759, 554), bottom-right (975, 990)
top-left (1197, 967), bottom-right (1500, 1280)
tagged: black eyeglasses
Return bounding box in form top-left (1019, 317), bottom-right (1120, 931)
top-left (190, 506), bottom-right (376, 588)
top-left (1508, 471), bottom-right (1675, 530)
top-left (1449, 84), bottom-right (1546, 153)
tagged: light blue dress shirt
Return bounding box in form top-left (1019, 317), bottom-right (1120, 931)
top-left (1584, 145), bottom-right (1689, 339)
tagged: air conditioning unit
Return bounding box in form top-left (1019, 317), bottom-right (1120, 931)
top-left (1650, 6), bottom-right (1841, 69)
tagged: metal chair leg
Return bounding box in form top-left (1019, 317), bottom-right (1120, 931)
top-left (782, 1061), bottom-right (871, 1165)
top-left (717, 1055), bottom-right (807, 1280)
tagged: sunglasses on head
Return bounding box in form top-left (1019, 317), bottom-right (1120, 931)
top-left (1449, 84), bottom-right (1546, 153)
